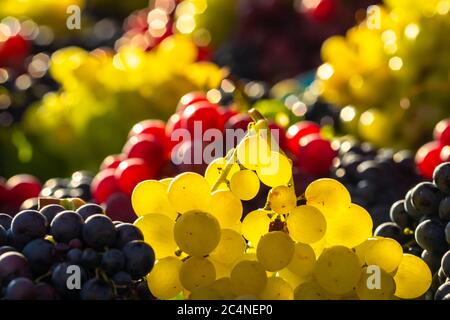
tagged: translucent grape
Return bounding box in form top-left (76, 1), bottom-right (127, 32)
top-left (134, 214), bottom-right (177, 259)
top-left (236, 135), bottom-right (271, 171)
top-left (210, 229), bottom-right (246, 265)
top-left (278, 268), bottom-right (304, 289)
top-left (209, 191), bottom-right (242, 228)
top-left (173, 210), bottom-right (221, 257)
top-left (205, 157), bottom-right (240, 191)
top-left (305, 179), bottom-right (351, 219)
top-left (168, 172), bottom-right (212, 214)
top-left (211, 259), bottom-right (232, 279)
top-left (287, 205), bottom-right (327, 244)
top-left (259, 277), bottom-right (294, 300)
top-left (209, 277), bottom-right (235, 300)
top-left (314, 246), bottom-right (362, 295)
top-left (256, 231), bottom-right (295, 271)
top-left (287, 243), bottom-right (316, 277)
top-left (325, 204), bottom-right (373, 248)
top-left (230, 260), bottom-right (268, 296)
top-left (267, 186), bottom-right (297, 214)
top-left (229, 170), bottom-right (260, 201)
top-left (356, 267), bottom-right (396, 300)
top-left (132, 180), bottom-right (177, 220)
top-left (179, 257), bottom-right (216, 292)
top-left (241, 209), bottom-right (271, 245)
top-left (354, 238), bottom-right (377, 267)
top-left (294, 279), bottom-right (329, 300)
top-left (393, 254), bottom-right (432, 299)
top-left (364, 237), bottom-right (403, 273)
top-left (257, 151), bottom-right (292, 187)
top-left (147, 256), bottom-right (182, 299)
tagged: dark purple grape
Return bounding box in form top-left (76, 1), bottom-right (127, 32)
top-left (11, 210), bottom-right (47, 243)
top-left (435, 282), bottom-right (450, 300)
top-left (411, 182), bottom-right (442, 215)
top-left (0, 225), bottom-right (6, 246)
top-left (67, 248), bottom-right (83, 264)
top-left (5, 277), bottom-right (36, 300)
top-left (390, 200), bottom-right (412, 229)
top-left (0, 246), bottom-right (16, 255)
top-left (0, 213), bottom-right (12, 229)
top-left (442, 250), bottom-right (450, 278)
top-left (101, 249), bottom-right (125, 276)
top-left (6, 228), bottom-right (28, 250)
top-left (40, 204), bottom-right (65, 225)
top-left (82, 214), bottom-right (116, 250)
top-left (0, 252), bottom-right (31, 286)
top-left (122, 240), bottom-right (155, 279)
top-left (50, 211), bottom-right (84, 243)
top-left (404, 189), bottom-right (423, 220)
top-left (35, 282), bottom-right (59, 300)
top-left (112, 271), bottom-right (132, 289)
top-left (374, 222), bottom-right (407, 244)
top-left (22, 239), bottom-right (54, 276)
top-left (439, 196), bottom-right (450, 221)
top-left (81, 248), bottom-right (101, 270)
top-left (68, 238), bottom-right (83, 249)
top-left (80, 278), bottom-right (114, 300)
top-left (76, 204), bottom-right (104, 221)
top-left (433, 162), bottom-right (450, 194)
top-left (415, 219), bottom-right (448, 253)
top-left (114, 223), bottom-right (144, 249)
top-left (421, 250), bottom-right (441, 274)
top-left (135, 280), bottom-right (155, 300)
top-left (51, 262), bottom-right (87, 299)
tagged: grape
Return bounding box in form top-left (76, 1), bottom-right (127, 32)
top-left (259, 277), bottom-right (293, 300)
top-left (241, 209), bottom-right (271, 245)
top-left (287, 205), bottom-right (327, 244)
top-left (0, 213), bottom-right (12, 230)
top-left (356, 267), bottom-right (396, 300)
top-left (91, 169), bottom-right (122, 204)
top-left (267, 186), bottom-right (296, 214)
top-left (40, 204), bottom-right (65, 225)
top-left (128, 119), bottom-right (167, 144)
top-left (404, 189), bottom-right (423, 220)
top-left (122, 134), bottom-right (164, 173)
top-left (441, 250), bottom-right (450, 278)
top-left (394, 254), bottom-right (432, 299)
top-left (415, 219), bottom-right (448, 253)
top-left (114, 223), bottom-right (144, 249)
top-left (101, 249), bottom-right (125, 276)
top-left (434, 119), bottom-right (450, 145)
top-left (286, 121), bottom-right (321, 156)
top-left (257, 231), bottom-right (295, 271)
top-left (4, 277), bottom-right (36, 300)
top-left (82, 214), bottom-right (116, 250)
top-left (390, 200), bottom-right (412, 229)
top-left (411, 182), bottom-right (442, 215)
top-left (50, 211), bottom-right (84, 244)
top-left (181, 101), bottom-right (223, 135)
top-left (236, 135), bottom-right (271, 171)
top-left (205, 157), bottom-right (240, 191)
top-left (67, 248), bottom-right (82, 264)
top-left (80, 279), bottom-right (114, 300)
top-left (112, 271), bottom-right (132, 290)
top-left (305, 178), bottom-right (351, 219)
top-left (76, 204), bottom-right (104, 221)
top-left (287, 243), bottom-right (316, 277)
top-left (210, 229), bottom-right (246, 265)
top-left (257, 151), bottom-right (292, 187)
top-left (22, 239), bottom-right (54, 276)
top-left (209, 277), bottom-right (235, 300)
top-left (416, 142), bottom-right (445, 180)
top-left (131, 180), bottom-right (177, 219)
top-left (296, 134), bottom-right (337, 175)
top-left (435, 282), bottom-right (450, 300)
top-left (173, 210), bottom-right (221, 257)
top-left (326, 203), bottom-right (372, 248)
top-left (439, 197), bottom-right (450, 221)
top-left (11, 210), bottom-right (47, 243)
top-left (209, 191), bottom-right (242, 228)
top-left (179, 257), bottom-right (216, 291)
top-left (229, 170), bottom-right (260, 201)
top-left (374, 222), bottom-right (406, 244)
top-left (0, 252), bottom-right (31, 286)
top-left (81, 248), bottom-right (102, 270)
top-left (167, 172), bottom-right (212, 214)
top-left (115, 158), bottom-right (154, 195)
top-left (433, 163), bottom-right (450, 194)
top-left (364, 237), bottom-right (403, 273)
top-left (100, 154), bottom-right (125, 171)
top-left (314, 246), bottom-right (362, 295)
top-left (104, 192), bottom-right (137, 223)
top-left (230, 260), bottom-right (267, 296)
top-left (294, 279), bottom-right (329, 300)
top-left (147, 256), bottom-right (183, 299)
top-left (134, 214), bottom-right (176, 258)
top-left (122, 240), bottom-right (155, 279)
top-left (421, 250), bottom-right (441, 274)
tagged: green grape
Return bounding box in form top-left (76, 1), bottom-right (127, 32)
top-left (256, 151), bottom-right (292, 187)
top-left (134, 214), bottom-right (177, 259)
top-left (205, 157), bottom-right (240, 191)
top-left (325, 204), bottom-right (372, 248)
top-left (364, 237), bottom-right (403, 273)
top-left (259, 277), bottom-right (294, 300)
top-left (314, 246), bottom-right (362, 295)
top-left (256, 231), bottom-right (295, 272)
top-left (241, 209), bottom-right (271, 245)
top-left (173, 210), bottom-right (221, 257)
top-left (305, 179), bottom-right (351, 219)
top-left (179, 256), bottom-right (216, 292)
top-left (393, 254), bottom-right (431, 299)
top-left (294, 279), bottom-right (329, 300)
top-left (209, 190), bottom-right (242, 228)
top-left (356, 267), bottom-right (396, 300)
top-left (287, 243), bottom-right (316, 277)
top-left (209, 277), bottom-right (235, 300)
top-left (132, 180), bottom-right (177, 220)
top-left (267, 186), bottom-right (297, 214)
top-left (287, 205), bottom-right (327, 244)
top-left (229, 170), bottom-right (260, 201)
top-left (210, 229), bottom-right (246, 265)
top-left (230, 260), bottom-right (268, 296)
top-left (147, 256), bottom-right (183, 299)
top-left (236, 135), bottom-right (271, 171)
top-left (168, 172), bottom-right (212, 214)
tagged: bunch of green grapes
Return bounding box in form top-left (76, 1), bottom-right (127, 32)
top-left (130, 111), bottom-right (432, 300)
top-left (317, 0), bottom-right (450, 149)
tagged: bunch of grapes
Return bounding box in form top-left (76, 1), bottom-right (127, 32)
top-left (130, 111), bottom-right (431, 300)
top-left (318, 0), bottom-right (450, 149)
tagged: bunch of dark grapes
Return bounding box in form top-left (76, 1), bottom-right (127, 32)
top-left (377, 162), bottom-right (450, 300)
top-left (0, 200), bottom-right (155, 300)
top-left (39, 171), bottom-right (94, 203)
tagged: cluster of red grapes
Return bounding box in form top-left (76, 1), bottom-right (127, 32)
top-left (0, 200), bottom-right (155, 300)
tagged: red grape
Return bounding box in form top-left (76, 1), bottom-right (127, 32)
top-left (309, 0), bottom-right (337, 21)
top-left (181, 101), bottom-right (223, 136)
top-left (286, 121), bottom-right (321, 155)
top-left (434, 119), bottom-right (450, 145)
top-left (176, 91), bottom-right (208, 114)
top-left (104, 192), bottom-right (137, 223)
top-left (441, 146), bottom-right (450, 162)
top-left (91, 169), bottom-right (121, 204)
top-left (296, 133), bottom-right (336, 175)
top-left (122, 134), bottom-right (165, 172)
top-left (128, 119), bottom-right (167, 144)
top-left (225, 113), bottom-right (252, 131)
top-left (416, 141), bottom-right (444, 179)
top-left (6, 175), bottom-right (41, 209)
top-left (115, 158), bottom-right (154, 195)
top-left (0, 35), bottom-right (31, 71)
top-left (218, 107), bottom-right (239, 127)
top-left (100, 154), bottom-right (126, 171)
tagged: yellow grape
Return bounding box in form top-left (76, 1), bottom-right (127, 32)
top-left (167, 172), bottom-right (211, 214)
top-left (134, 214), bottom-right (177, 259)
top-left (131, 180), bottom-right (177, 219)
top-left (294, 279), bottom-right (329, 300)
top-left (354, 238), bottom-right (377, 267)
top-left (364, 237), bottom-right (403, 273)
top-left (259, 277), bottom-right (294, 300)
top-left (179, 257), bottom-right (216, 292)
top-left (325, 204), bottom-right (372, 248)
top-left (241, 209), bottom-right (271, 245)
top-left (230, 260), bottom-right (268, 296)
top-left (356, 267), bottom-right (396, 300)
top-left (310, 236), bottom-right (328, 257)
top-left (267, 186), bottom-right (297, 214)
top-left (205, 157), bottom-right (240, 191)
top-left (159, 178), bottom-right (172, 189)
top-left (257, 151), bottom-right (292, 187)
top-left (209, 191), bottom-right (242, 228)
top-left (393, 254), bottom-right (432, 299)
top-left (147, 256), bottom-right (183, 299)
top-left (229, 170), bottom-right (260, 201)
top-left (287, 205), bottom-right (327, 244)
top-left (173, 210), bottom-right (221, 257)
top-left (278, 268), bottom-right (305, 289)
top-left (211, 259), bottom-right (232, 279)
top-left (236, 135), bottom-right (271, 171)
top-left (314, 246), bottom-right (362, 295)
top-left (209, 277), bottom-right (235, 300)
top-left (256, 231), bottom-right (295, 271)
top-left (287, 243), bottom-right (316, 277)
top-left (305, 179), bottom-right (351, 219)
top-left (210, 229), bottom-right (246, 265)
